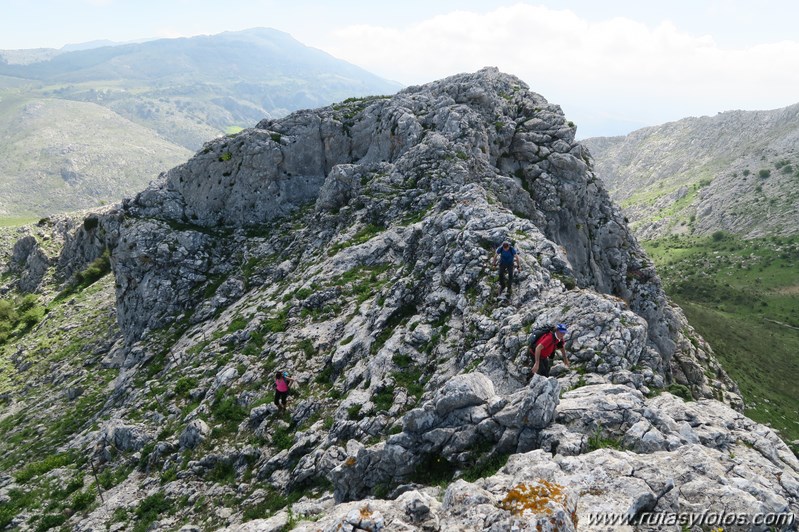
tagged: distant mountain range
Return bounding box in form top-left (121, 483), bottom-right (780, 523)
top-left (584, 103), bottom-right (799, 239)
top-left (0, 28), bottom-right (402, 217)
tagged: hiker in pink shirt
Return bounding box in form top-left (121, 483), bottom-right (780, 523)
top-left (274, 371), bottom-right (295, 412)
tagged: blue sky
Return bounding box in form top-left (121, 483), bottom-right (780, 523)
top-left (2, 0), bottom-right (797, 137)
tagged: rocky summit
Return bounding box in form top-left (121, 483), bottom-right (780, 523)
top-left (1, 68), bottom-right (796, 531)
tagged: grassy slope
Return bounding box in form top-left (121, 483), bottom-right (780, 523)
top-left (644, 234), bottom-right (799, 444)
top-left (0, 90), bottom-right (193, 216)
top-left (0, 270), bottom-right (120, 529)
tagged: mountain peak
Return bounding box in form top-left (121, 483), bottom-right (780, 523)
top-left (2, 69), bottom-right (796, 530)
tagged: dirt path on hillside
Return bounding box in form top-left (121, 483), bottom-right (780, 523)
top-left (774, 284), bottom-right (799, 295)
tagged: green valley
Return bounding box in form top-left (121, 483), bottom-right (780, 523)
top-left (644, 233), bottom-right (799, 446)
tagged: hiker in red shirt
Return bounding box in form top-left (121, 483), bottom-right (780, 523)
top-left (531, 324), bottom-right (570, 377)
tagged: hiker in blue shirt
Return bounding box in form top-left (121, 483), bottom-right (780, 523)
top-left (491, 240), bottom-right (520, 297)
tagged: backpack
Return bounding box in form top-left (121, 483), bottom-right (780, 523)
top-left (528, 325), bottom-right (556, 354)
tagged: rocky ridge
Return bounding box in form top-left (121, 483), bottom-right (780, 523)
top-left (583, 103), bottom-right (799, 239)
top-left (1, 68), bottom-right (796, 531)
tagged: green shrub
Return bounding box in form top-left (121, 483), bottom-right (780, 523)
top-left (315, 363), bottom-right (334, 384)
top-left (54, 250), bottom-right (111, 301)
top-left (552, 273), bottom-right (577, 290)
top-left (207, 460), bottom-right (236, 483)
top-left (35, 514), bottom-right (68, 532)
top-left (297, 338), bottom-right (315, 359)
top-left (211, 392), bottom-right (247, 425)
top-left (83, 216), bottom-right (99, 231)
top-left (294, 287), bottom-right (313, 300)
top-left (161, 466), bottom-right (178, 484)
top-left (372, 387), bottom-right (395, 412)
top-left (262, 309), bottom-right (289, 333)
top-left (134, 491), bottom-right (172, 530)
top-left (392, 368), bottom-right (424, 400)
top-left (392, 353), bottom-right (414, 368)
top-left (587, 427), bottom-right (623, 451)
top-left (668, 383), bottom-right (693, 401)
top-left (20, 305), bottom-right (45, 329)
top-left (111, 507), bottom-right (129, 524)
top-left (271, 426), bottom-right (294, 450)
top-left (17, 294), bottom-right (38, 313)
top-left (758, 169), bottom-right (771, 178)
top-left (461, 452), bottom-right (510, 482)
top-left (347, 404), bottom-right (362, 420)
top-left (174, 377), bottom-right (197, 397)
top-left (242, 489), bottom-right (303, 521)
top-left (64, 472), bottom-right (85, 494)
top-left (71, 489), bottom-right (95, 512)
top-left (14, 452), bottom-right (75, 483)
top-left (76, 250), bottom-right (111, 287)
top-left (0, 299), bottom-right (16, 323)
top-left (227, 316), bottom-right (248, 333)
top-left (410, 454), bottom-right (456, 486)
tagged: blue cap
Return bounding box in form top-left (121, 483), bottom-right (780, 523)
top-left (556, 323), bottom-right (568, 333)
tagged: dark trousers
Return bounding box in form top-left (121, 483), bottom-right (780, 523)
top-left (499, 263), bottom-right (514, 293)
top-left (536, 357), bottom-right (552, 377)
top-left (274, 390), bottom-right (288, 408)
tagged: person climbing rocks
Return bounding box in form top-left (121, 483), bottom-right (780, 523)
top-left (491, 240), bottom-right (520, 297)
top-left (274, 371), bottom-right (295, 412)
top-left (531, 323), bottom-right (570, 378)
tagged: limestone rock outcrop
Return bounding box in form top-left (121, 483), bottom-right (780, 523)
top-left (3, 68), bottom-right (794, 531)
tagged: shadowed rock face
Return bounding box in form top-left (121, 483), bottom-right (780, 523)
top-left (10, 69), bottom-right (796, 530)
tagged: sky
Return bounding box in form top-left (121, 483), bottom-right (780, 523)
top-left (1, 0), bottom-right (798, 138)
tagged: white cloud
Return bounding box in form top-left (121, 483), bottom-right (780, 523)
top-left (323, 3), bottom-right (799, 136)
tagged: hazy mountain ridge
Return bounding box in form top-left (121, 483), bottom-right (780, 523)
top-left (584, 103), bottom-right (799, 239)
top-left (0, 28), bottom-right (401, 128)
top-left (0, 28), bottom-right (402, 218)
top-left (0, 69), bottom-right (796, 530)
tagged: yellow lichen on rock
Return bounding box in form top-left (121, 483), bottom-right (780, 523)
top-left (500, 480), bottom-right (567, 515)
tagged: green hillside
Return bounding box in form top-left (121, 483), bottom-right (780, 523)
top-left (644, 233), bottom-right (799, 445)
top-left (0, 94), bottom-right (192, 216)
top-left (0, 28), bottom-right (402, 218)
top-left (0, 28), bottom-right (402, 151)
top-left (584, 104), bottom-right (799, 239)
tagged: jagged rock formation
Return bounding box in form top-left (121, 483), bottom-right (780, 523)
top-left (584, 104), bottom-right (799, 239)
top-left (102, 67), bottom-right (737, 399)
top-left (1, 68), bottom-right (796, 531)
